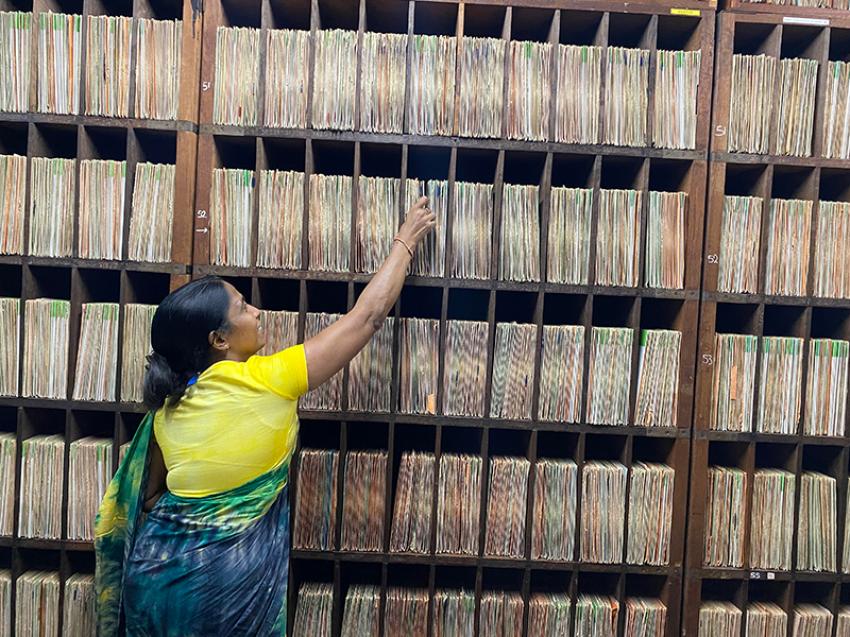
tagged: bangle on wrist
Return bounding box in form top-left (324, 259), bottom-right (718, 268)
top-left (393, 236), bottom-right (414, 258)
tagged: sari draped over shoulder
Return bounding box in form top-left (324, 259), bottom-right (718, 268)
top-left (94, 412), bottom-right (292, 637)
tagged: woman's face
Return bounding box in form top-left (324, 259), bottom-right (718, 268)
top-left (218, 282), bottom-right (265, 360)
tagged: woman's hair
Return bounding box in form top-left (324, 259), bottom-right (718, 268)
top-left (143, 276), bottom-right (232, 410)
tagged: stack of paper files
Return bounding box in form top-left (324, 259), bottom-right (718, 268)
top-left (458, 37), bottom-right (505, 138)
top-left (384, 588), bottom-right (428, 636)
top-left (72, 303), bottom-right (120, 402)
top-left (595, 189), bottom-right (641, 287)
top-left (120, 304), bottom-right (157, 403)
top-left (389, 451), bottom-right (434, 554)
top-left (775, 58), bottom-right (818, 157)
top-left (85, 15), bottom-right (132, 117)
top-left (257, 309), bottom-right (297, 357)
top-left (292, 582), bottom-right (333, 637)
top-left (408, 35), bottom-right (456, 136)
top-left (710, 333), bottom-right (758, 432)
top-left (0, 433), bottom-right (14, 536)
top-left (18, 435), bottom-right (64, 539)
top-left (442, 320), bottom-right (488, 417)
top-left (479, 591), bottom-right (523, 637)
top-left (63, 573), bottom-right (95, 637)
top-left (653, 50), bottom-right (701, 150)
top-left (580, 461), bottom-right (627, 563)
top-left (432, 590), bottom-right (476, 636)
top-left (703, 466), bottom-right (746, 567)
top-left (348, 318), bottom-right (393, 413)
top-left (555, 45), bottom-right (602, 144)
top-left (645, 191), bottom-right (686, 290)
top-left (80, 158), bottom-right (129, 260)
top-left (625, 598), bottom-right (667, 637)
top-left (749, 469), bottom-right (795, 570)
top-left (529, 594), bottom-right (571, 635)
top-left (699, 602), bottom-right (742, 637)
top-left (67, 437), bottom-right (113, 541)
top-left (359, 33), bottom-right (406, 134)
top-left (435, 453), bottom-right (482, 556)
top-left (292, 448), bottom-right (338, 551)
top-left (37, 12), bottom-right (82, 115)
top-left (538, 325), bottom-right (584, 423)
top-left (257, 169), bottom-right (303, 269)
top-left (341, 585), bottom-right (380, 637)
top-left (634, 329), bottom-right (681, 428)
top-left (531, 458), bottom-right (577, 561)
top-left (717, 195), bottom-right (762, 294)
top-left (506, 40), bottom-right (551, 141)
top-left (23, 299), bottom-right (70, 400)
top-left (490, 322), bottom-right (536, 420)
top-left (212, 26), bottom-right (259, 126)
top-left (797, 471), bottom-right (836, 572)
top-left (128, 162), bottom-right (175, 263)
top-left (764, 199), bottom-right (812, 296)
top-left (499, 184), bottom-right (540, 282)
top-left (263, 29), bottom-right (310, 128)
top-left (793, 605), bottom-right (833, 637)
top-left (604, 47), bottom-right (649, 147)
top-left (451, 182), bottom-right (493, 280)
top-left (356, 176), bottom-right (399, 274)
top-left (814, 201), bottom-right (850, 298)
top-left (627, 462), bottom-right (675, 566)
top-left (29, 157), bottom-right (75, 258)
top-left (586, 327), bottom-right (633, 426)
top-left (729, 54), bottom-right (776, 154)
top-left (756, 336), bottom-right (803, 435)
top-left (398, 317), bottom-right (439, 415)
top-left (575, 595), bottom-right (619, 637)
top-left (546, 187), bottom-right (592, 285)
top-left (0, 154), bottom-right (26, 255)
top-left (15, 571), bottom-right (59, 637)
top-left (824, 61), bottom-right (850, 159)
top-left (406, 179), bottom-right (448, 277)
top-left (0, 298), bottom-right (19, 397)
top-left (309, 174), bottom-right (352, 272)
top-left (484, 456), bottom-right (530, 558)
top-left (0, 12), bottom-right (32, 113)
top-left (340, 450), bottom-right (387, 552)
top-left (312, 29), bottom-right (357, 131)
top-left (135, 18), bottom-right (182, 121)
top-left (746, 602), bottom-right (786, 637)
top-left (210, 168), bottom-right (254, 268)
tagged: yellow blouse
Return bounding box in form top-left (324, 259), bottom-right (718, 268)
top-left (153, 344), bottom-right (309, 498)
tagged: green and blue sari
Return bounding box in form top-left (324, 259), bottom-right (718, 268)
top-left (94, 412), bottom-right (292, 636)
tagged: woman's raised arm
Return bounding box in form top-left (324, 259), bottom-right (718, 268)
top-left (304, 197), bottom-right (436, 390)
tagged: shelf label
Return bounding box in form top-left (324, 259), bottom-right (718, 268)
top-left (749, 571), bottom-right (776, 580)
top-left (783, 16), bottom-right (829, 26)
top-left (671, 8), bottom-right (701, 15)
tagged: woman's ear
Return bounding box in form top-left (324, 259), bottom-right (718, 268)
top-left (208, 330), bottom-right (229, 352)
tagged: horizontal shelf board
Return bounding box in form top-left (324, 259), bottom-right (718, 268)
top-left (0, 255), bottom-right (189, 274)
top-left (710, 151), bottom-right (850, 170)
top-left (0, 111), bottom-right (197, 133)
top-left (694, 430), bottom-right (850, 445)
top-left (703, 291), bottom-right (850, 309)
top-left (194, 265), bottom-right (698, 299)
top-left (199, 124), bottom-right (706, 161)
top-left (290, 549), bottom-right (680, 574)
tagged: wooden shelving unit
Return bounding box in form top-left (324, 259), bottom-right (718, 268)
top-left (189, 0), bottom-right (715, 635)
top-left (0, 0), bottom-right (202, 633)
top-left (685, 10), bottom-right (850, 635)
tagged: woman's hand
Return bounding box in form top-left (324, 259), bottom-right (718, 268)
top-left (397, 196), bottom-right (437, 249)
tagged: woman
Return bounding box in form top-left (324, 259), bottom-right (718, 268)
top-left (94, 197), bottom-right (435, 636)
